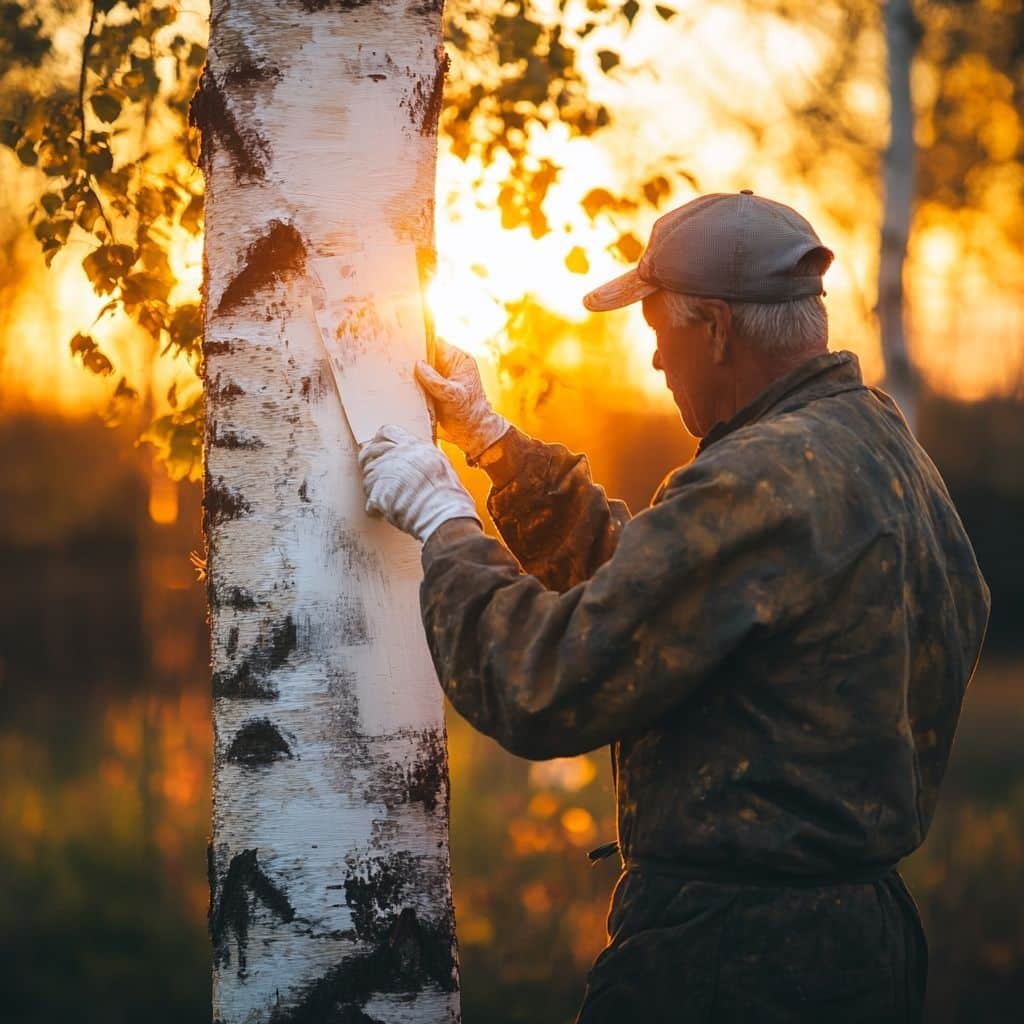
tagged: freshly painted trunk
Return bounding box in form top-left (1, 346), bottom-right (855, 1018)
top-left (878, 0), bottom-right (920, 429)
top-left (195, 1), bottom-right (459, 1021)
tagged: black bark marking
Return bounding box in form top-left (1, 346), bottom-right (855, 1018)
top-left (212, 615), bottom-right (297, 699)
top-left (267, 908), bottom-right (457, 1023)
top-left (344, 853), bottom-right (416, 942)
top-left (210, 586), bottom-right (258, 611)
top-left (211, 373), bottom-right (245, 400)
top-left (226, 626), bottom-right (239, 659)
top-left (216, 220), bottom-right (307, 316)
top-left (189, 67), bottom-right (270, 180)
top-left (298, 0), bottom-right (375, 11)
top-left (339, 595), bottom-right (370, 646)
top-left (333, 529), bottom-right (383, 578)
top-left (204, 338), bottom-right (237, 357)
top-left (298, 480), bottom-right (311, 503)
top-left (211, 422), bottom-right (266, 449)
top-left (408, 52), bottom-right (448, 136)
top-left (227, 717), bottom-right (293, 766)
top-left (205, 476), bottom-right (252, 530)
top-left (223, 59), bottom-right (282, 88)
top-left (300, 364), bottom-right (329, 402)
top-left (326, 669), bottom-right (369, 765)
top-left (207, 840), bottom-right (217, 924)
top-left (406, 728), bottom-right (448, 813)
top-left (210, 849), bottom-right (296, 977)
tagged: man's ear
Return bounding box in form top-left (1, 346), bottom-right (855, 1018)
top-left (701, 299), bottom-right (732, 364)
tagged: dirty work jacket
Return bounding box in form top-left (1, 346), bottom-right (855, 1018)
top-left (420, 351), bottom-right (990, 880)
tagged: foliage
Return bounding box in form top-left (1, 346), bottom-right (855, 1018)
top-left (1, 0), bottom-right (205, 477)
top-left (444, 0), bottom-right (680, 239)
top-left (0, 0), bottom-right (687, 477)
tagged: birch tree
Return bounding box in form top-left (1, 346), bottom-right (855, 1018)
top-left (194, 2), bottom-right (459, 1020)
top-left (878, 0), bottom-right (921, 428)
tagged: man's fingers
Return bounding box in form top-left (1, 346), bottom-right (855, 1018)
top-left (358, 424), bottom-right (413, 467)
top-left (358, 441), bottom-right (393, 469)
top-left (415, 360), bottom-right (453, 397)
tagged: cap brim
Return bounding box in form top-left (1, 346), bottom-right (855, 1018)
top-left (583, 268), bottom-right (658, 312)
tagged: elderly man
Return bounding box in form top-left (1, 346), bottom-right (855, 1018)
top-left (358, 192), bottom-right (990, 1022)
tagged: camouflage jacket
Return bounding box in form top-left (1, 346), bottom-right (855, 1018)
top-left (420, 351), bottom-right (990, 876)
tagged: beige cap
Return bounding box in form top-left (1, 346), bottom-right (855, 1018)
top-left (583, 191), bottom-right (833, 312)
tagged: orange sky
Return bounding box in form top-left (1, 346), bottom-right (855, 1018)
top-left (1, 0), bottom-right (1022, 421)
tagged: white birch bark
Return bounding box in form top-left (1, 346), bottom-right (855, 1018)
top-left (196, 1), bottom-right (459, 1021)
top-left (878, 0), bottom-right (920, 429)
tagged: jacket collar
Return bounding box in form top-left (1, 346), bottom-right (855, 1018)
top-left (696, 350), bottom-right (865, 456)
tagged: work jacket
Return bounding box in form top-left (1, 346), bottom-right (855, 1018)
top-left (420, 351), bottom-right (990, 880)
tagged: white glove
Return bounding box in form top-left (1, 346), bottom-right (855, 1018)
top-left (358, 424), bottom-right (481, 544)
top-left (415, 339), bottom-right (511, 461)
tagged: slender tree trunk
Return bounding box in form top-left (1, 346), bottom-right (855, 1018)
top-left (195, 2), bottom-right (459, 1021)
top-left (878, 0), bottom-right (920, 429)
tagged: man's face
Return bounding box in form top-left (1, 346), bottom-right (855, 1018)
top-left (642, 291), bottom-right (721, 437)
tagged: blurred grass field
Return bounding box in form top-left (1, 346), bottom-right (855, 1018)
top-left (1, 400), bottom-right (1021, 1023)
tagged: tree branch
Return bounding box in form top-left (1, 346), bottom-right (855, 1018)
top-left (77, 1), bottom-right (116, 242)
top-left (77, 0), bottom-right (99, 157)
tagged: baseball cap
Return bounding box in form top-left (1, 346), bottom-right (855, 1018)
top-left (583, 190), bottom-right (833, 312)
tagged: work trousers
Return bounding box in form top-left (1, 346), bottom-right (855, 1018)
top-left (576, 868), bottom-right (927, 1023)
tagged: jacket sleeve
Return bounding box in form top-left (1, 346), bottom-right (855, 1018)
top-left (484, 430), bottom-right (631, 593)
top-left (421, 457), bottom-right (814, 760)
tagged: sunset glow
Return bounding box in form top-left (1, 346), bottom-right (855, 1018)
top-left (2, 0), bottom-right (1023, 423)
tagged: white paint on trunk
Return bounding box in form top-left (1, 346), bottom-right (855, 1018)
top-left (879, 0), bottom-right (920, 429)
top-left (201, 1), bottom-right (458, 1021)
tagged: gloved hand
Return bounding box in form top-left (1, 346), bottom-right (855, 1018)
top-left (415, 339), bottom-right (511, 461)
top-left (359, 424), bottom-right (481, 544)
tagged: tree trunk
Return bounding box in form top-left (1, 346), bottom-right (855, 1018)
top-left (878, 0), bottom-right (920, 429)
top-left (196, 2), bottom-right (459, 1021)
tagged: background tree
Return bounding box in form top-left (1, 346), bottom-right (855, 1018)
top-left (879, 0), bottom-right (921, 426)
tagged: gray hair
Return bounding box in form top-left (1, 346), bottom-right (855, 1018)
top-left (662, 291), bottom-right (828, 354)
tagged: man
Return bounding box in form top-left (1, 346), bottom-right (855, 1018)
top-left (358, 192), bottom-right (990, 1022)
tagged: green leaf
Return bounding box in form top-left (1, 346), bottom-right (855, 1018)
top-left (169, 302), bottom-right (202, 357)
top-left (623, 0), bottom-right (640, 25)
top-left (186, 43), bottom-right (206, 68)
top-left (76, 194), bottom-right (101, 232)
top-left (69, 332), bottom-right (115, 376)
top-left (565, 246), bottom-right (589, 274)
top-left (655, 5), bottom-right (677, 20)
top-left (90, 92), bottom-right (122, 124)
top-left (597, 50), bottom-right (620, 74)
top-left (114, 376), bottom-right (138, 401)
top-left (85, 145), bottom-right (113, 177)
top-left (582, 188), bottom-right (615, 219)
top-left (121, 271), bottom-right (170, 307)
top-left (40, 193), bottom-right (61, 216)
top-left (612, 232), bottom-right (644, 263)
top-left (0, 120), bottom-right (21, 148)
top-left (15, 140), bottom-right (37, 166)
top-left (82, 243), bottom-right (136, 293)
top-left (642, 175), bottom-right (672, 206)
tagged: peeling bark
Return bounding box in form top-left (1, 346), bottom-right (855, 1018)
top-left (203, 1), bottom-right (458, 1020)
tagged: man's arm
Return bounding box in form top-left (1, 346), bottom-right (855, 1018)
top-left (416, 342), bottom-right (629, 592)
top-left (475, 426), bottom-right (631, 593)
top-left (419, 458), bottom-right (812, 761)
